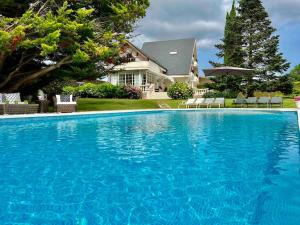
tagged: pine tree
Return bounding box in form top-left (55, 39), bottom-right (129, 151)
top-left (210, 0), bottom-right (243, 67)
top-left (238, 0), bottom-right (290, 79)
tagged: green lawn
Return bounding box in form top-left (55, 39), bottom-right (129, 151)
top-left (78, 98), bottom-right (296, 111)
top-left (78, 98), bottom-right (182, 111)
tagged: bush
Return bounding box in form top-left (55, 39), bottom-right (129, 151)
top-left (62, 83), bottom-right (143, 99)
top-left (96, 83), bottom-right (117, 98)
top-left (42, 79), bottom-right (78, 96)
top-left (167, 82), bottom-right (194, 100)
top-left (255, 76), bottom-right (293, 95)
top-left (62, 86), bottom-right (79, 96)
top-left (253, 91), bottom-right (283, 98)
top-left (124, 86), bottom-right (143, 99)
top-left (78, 83), bottom-right (98, 97)
top-left (276, 76), bottom-right (293, 95)
top-left (203, 90), bottom-right (238, 98)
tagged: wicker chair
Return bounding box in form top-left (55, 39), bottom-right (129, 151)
top-left (54, 95), bottom-right (77, 113)
top-left (0, 104), bottom-right (39, 115)
top-left (0, 93), bottom-right (39, 115)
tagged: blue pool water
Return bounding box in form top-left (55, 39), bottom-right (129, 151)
top-left (0, 110), bottom-right (300, 225)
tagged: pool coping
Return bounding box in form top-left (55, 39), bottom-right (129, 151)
top-left (0, 108), bottom-right (298, 120)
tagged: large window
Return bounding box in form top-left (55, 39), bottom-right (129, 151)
top-left (119, 74), bottom-right (125, 85)
top-left (142, 73), bottom-right (146, 85)
top-left (118, 73), bottom-right (134, 86)
top-left (126, 74), bottom-right (133, 85)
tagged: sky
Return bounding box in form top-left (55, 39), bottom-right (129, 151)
top-left (132, 0), bottom-right (300, 75)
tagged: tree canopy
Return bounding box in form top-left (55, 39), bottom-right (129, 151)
top-left (211, 0), bottom-right (243, 67)
top-left (238, 0), bottom-right (289, 79)
top-left (289, 64), bottom-right (300, 81)
top-left (212, 0), bottom-right (289, 78)
top-left (0, 0), bottom-right (149, 92)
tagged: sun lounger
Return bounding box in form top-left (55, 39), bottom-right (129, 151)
top-left (246, 97), bottom-right (257, 107)
top-left (257, 97), bottom-right (271, 107)
top-left (195, 98), bottom-right (205, 108)
top-left (270, 97), bottom-right (283, 108)
top-left (202, 98), bottom-right (215, 108)
top-left (211, 98), bottom-right (225, 108)
top-left (233, 97), bottom-right (246, 107)
top-left (178, 98), bottom-right (197, 108)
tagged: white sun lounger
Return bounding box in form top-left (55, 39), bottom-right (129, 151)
top-left (195, 98), bottom-right (205, 108)
top-left (178, 98), bottom-right (197, 108)
top-left (201, 98), bottom-right (215, 108)
top-left (211, 98), bottom-right (225, 108)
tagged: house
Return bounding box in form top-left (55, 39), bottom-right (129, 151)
top-left (107, 38), bottom-right (199, 99)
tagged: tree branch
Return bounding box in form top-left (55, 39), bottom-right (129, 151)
top-left (0, 54), bottom-right (36, 89)
top-left (6, 56), bottom-right (72, 92)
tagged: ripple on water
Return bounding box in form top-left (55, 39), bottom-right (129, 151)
top-left (0, 111), bottom-right (299, 225)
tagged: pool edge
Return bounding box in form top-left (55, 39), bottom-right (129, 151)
top-left (0, 108), bottom-right (297, 120)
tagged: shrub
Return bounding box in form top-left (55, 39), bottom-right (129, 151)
top-left (203, 90), bottom-right (238, 98)
top-left (62, 86), bottom-right (79, 96)
top-left (42, 79), bottom-right (78, 96)
top-left (114, 85), bottom-right (128, 99)
top-left (124, 86), bottom-right (143, 99)
top-left (167, 82), bottom-right (194, 100)
top-left (96, 83), bottom-right (117, 98)
top-left (253, 91), bottom-right (283, 98)
top-left (62, 83), bottom-right (143, 99)
top-left (78, 83), bottom-right (98, 97)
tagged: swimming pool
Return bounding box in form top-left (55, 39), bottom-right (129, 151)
top-left (0, 110), bottom-right (299, 224)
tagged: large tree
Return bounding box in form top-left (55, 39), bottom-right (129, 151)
top-left (289, 64), bottom-right (300, 81)
top-left (0, 0), bottom-right (149, 92)
top-left (238, 0), bottom-right (289, 79)
top-left (0, 0), bottom-right (31, 17)
top-left (211, 0), bottom-right (243, 67)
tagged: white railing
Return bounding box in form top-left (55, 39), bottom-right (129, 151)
top-left (140, 85), bottom-right (147, 92)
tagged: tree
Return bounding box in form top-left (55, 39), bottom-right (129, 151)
top-left (210, 0), bottom-right (243, 67)
top-left (289, 64), bottom-right (300, 81)
top-left (0, 0), bottom-right (31, 17)
top-left (204, 75), bottom-right (244, 93)
top-left (0, 0), bottom-right (149, 92)
top-left (238, 0), bottom-right (290, 79)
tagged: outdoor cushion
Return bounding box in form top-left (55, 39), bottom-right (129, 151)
top-left (270, 97), bottom-right (283, 104)
top-left (60, 95), bottom-right (72, 102)
top-left (3, 93), bottom-right (21, 104)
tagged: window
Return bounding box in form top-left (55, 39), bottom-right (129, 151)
top-left (126, 74), bottom-right (133, 85)
top-left (119, 74), bottom-right (125, 85)
top-left (142, 74), bottom-right (146, 85)
top-left (169, 51), bottom-right (178, 55)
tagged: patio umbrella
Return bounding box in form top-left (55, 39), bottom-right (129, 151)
top-left (203, 66), bottom-right (254, 77)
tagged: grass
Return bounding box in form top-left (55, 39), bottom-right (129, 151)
top-left (78, 98), bottom-right (182, 111)
top-left (78, 98), bottom-right (296, 112)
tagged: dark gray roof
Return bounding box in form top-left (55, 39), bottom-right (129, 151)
top-left (142, 38), bottom-right (196, 75)
top-left (126, 41), bottom-right (167, 71)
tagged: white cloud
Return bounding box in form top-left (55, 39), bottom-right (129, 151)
top-left (132, 0), bottom-right (300, 54)
top-left (197, 39), bottom-right (218, 49)
top-left (264, 0), bottom-right (300, 24)
top-left (132, 0), bottom-right (229, 49)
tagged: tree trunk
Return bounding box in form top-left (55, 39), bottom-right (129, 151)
top-left (4, 57), bottom-right (71, 92)
top-left (0, 53), bottom-right (6, 73)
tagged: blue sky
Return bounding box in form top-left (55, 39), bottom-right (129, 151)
top-left (133, 0), bottom-right (300, 75)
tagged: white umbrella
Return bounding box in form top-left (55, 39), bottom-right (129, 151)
top-left (203, 66), bottom-right (254, 76)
